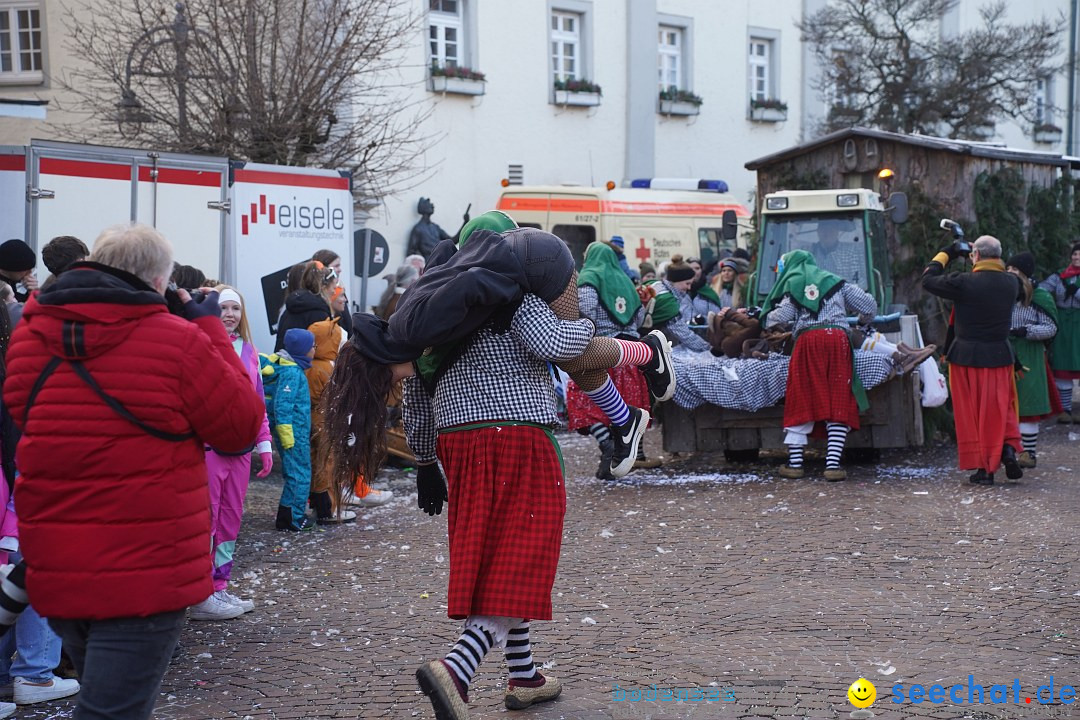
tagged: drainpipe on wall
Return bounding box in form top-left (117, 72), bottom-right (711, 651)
top-left (1068, 0), bottom-right (1078, 156)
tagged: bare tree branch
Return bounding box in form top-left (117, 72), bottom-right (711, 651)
top-left (51, 0), bottom-right (439, 203)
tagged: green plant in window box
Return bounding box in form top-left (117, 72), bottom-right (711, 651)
top-left (659, 86), bottom-right (703, 106)
top-left (554, 78), bottom-right (602, 95)
top-left (750, 97), bottom-right (788, 111)
top-left (430, 62), bottom-right (486, 82)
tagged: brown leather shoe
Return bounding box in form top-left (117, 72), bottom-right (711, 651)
top-left (778, 465), bottom-right (804, 479)
top-left (1017, 451), bottom-right (1037, 469)
top-left (1059, 412), bottom-right (1076, 425)
top-left (824, 468), bottom-right (847, 481)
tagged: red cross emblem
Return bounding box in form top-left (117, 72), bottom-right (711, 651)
top-left (635, 237), bottom-right (651, 262)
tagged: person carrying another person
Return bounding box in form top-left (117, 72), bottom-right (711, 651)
top-left (1006, 252), bottom-right (1059, 468)
top-left (923, 235), bottom-right (1023, 485)
top-left (1040, 241), bottom-right (1080, 423)
top-left (762, 249), bottom-right (878, 481)
top-left (2, 222), bottom-right (264, 720)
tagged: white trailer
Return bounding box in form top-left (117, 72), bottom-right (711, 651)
top-left (0, 140), bottom-right (353, 354)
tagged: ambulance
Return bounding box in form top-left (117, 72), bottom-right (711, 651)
top-left (495, 178), bottom-right (749, 270)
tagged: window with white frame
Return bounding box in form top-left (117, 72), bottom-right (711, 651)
top-left (429, 0), bottom-right (462, 69)
top-left (748, 37), bottom-right (772, 102)
top-left (1034, 76), bottom-right (1053, 125)
top-left (551, 10), bottom-right (581, 82)
top-left (658, 25), bottom-right (682, 90)
top-left (0, 1), bottom-right (43, 84)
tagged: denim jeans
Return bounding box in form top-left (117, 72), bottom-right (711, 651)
top-left (0, 552), bottom-right (62, 684)
top-left (48, 609), bottom-right (186, 720)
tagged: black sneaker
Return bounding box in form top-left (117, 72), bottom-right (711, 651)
top-left (1001, 445), bottom-right (1023, 480)
top-left (596, 439), bottom-right (615, 480)
top-left (641, 330), bottom-right (676, 402)
top-left (609, 408), bottom-right (651, 478)
top-left (968, 469), bottom-right (994, 485)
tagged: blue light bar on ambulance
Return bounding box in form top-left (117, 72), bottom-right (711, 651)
top-left (630, 178), bottom-right (729, 193)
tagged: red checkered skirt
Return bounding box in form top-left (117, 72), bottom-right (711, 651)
top-left (783, 327), bottom-right (860, 430)
top-left (565, 366), bottom-right (651, 431)
top-left (436, 424), bottom-right (566, 621)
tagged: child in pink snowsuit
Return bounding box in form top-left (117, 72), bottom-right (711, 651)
top-left (189, 286), bottom-right (273, 621)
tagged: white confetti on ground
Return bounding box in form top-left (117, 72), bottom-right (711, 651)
top-left (581, 616), bottom-right (597, 625)
top-left (876, 466), bottom-right (948, 479)
top-left (599, 528), bottom-right (615, 538)
top-left (625, 472), bottom-right (767, 486)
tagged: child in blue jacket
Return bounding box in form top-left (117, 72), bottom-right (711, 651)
top-left (261, 329), bottom-right (315, 531)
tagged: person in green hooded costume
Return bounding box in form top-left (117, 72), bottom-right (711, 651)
top-left (1040, 241), bottom-right (1080, 423)
top-left (1006, 252), bottom-right (1060, 468)
top-left (762, 249), bottom-right (879, 481)
top-left (566, 242), bottom-right (664, 478)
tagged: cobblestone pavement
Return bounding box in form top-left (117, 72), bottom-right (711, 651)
top-left (20, 420), bottom-right (1080, 720)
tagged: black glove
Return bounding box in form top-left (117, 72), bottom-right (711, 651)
top-left (1065, 283), bottom-right (1080, 299)
top-left (942, 241), bottom-right (971, 262)
top-left (1010, 326), bottom-right (1028, 338)
top-left (416, 462), bottom-right (447, 516)
top-left (182, 290), bottom-right (221, 321)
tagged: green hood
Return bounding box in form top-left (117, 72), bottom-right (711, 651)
top-left (762, 249), bottom-right (844, 316)
top-left (645, 280), bottom-right (680, 326)
top-left (577, 242), bottom-right (641, 325)
top-left (458, 210), bottom-right (517, 247)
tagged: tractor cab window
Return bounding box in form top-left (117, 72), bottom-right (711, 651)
top-left (757, 212), bottom-right (869, 297)
top-left (697, 227), bottom-right (736, 265)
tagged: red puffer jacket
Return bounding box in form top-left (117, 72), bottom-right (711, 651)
top-left (3, 263), bottom-right (264, 620)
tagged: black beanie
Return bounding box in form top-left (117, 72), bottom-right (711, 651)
top-left (1007, 251), bottom-right (1036, 280)
top-left (666, 256), bottom-right (695, 283)
top-left (501, 227), bottom-right (575, 303)
top-left (0, 239), bottom-right (36, 272)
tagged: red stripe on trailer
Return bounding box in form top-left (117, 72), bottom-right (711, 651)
top-left (234, 168), bottom-right (349, 190)
top-left (250, 203), bottom-right (258, 223)
top-left (242, 216), bottom-right (249, 235)
top-left (137, 166), bottom-right (221, 187)
top-left (0, 155), bottom-right (25, 171)
top-left (260, 194), bottom-right (266, 214)
top-left (40, 158), bottom-right (130, 181)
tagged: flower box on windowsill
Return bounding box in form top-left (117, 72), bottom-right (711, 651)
top-left (1034, 125), bottom-right (1063, 144)
top-left (750, 106), bottom-right (787, 122)
top-left (429, 75), bottom-right (486, 96)
top-left (554, 90), bottom-right (601, 107)
top-left (659, 99), bottom-right (700, 116)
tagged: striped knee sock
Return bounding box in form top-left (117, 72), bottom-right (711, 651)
top-left (825, 423), bottom-right (849, 469)
top-left (1019, 421), bottom-right (1039, 454)
top-left (584, 377), bottom-right (631, 426)
top-left (505, 621), bottom-right (539, 681)
top-left (588, 423), bottom-right (611, 447)
top-left (612, 339), bottom-right (653, 367)
top-left (1058, 380), bottom-right (1074, 414)
top-left (444, 624), bottom-right (494, 692)
top-left (787, 445), bottom-right (804, 469)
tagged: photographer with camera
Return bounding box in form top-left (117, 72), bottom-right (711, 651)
top-left (923, 232), bottom-right (1023, 485)
top-left (2, 222), bottom-right (264, 719)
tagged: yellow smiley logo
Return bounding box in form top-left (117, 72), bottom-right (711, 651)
top-left (848, 678), bottom-right (876, 708)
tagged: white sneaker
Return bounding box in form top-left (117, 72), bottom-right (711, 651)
top-left (13, 676), bottom-right (80, 705)
top-left (356, 489), bottom-right (394, 507)
top-left (0, 700), bottom-right (14, 718)
top-left (316, 508), bottom-right (357, 525)
top-left (188, 592), bottom-right (244, 621)
top-left (219, 589), bottom-right (255, 614)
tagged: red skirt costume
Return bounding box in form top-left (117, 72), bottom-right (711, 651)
top-left (437, 424), bottom-right (566, 621)
top-left (949, 364), bottom-right (1021, 473)
top-left (782, 327), bottom-right (860, 430)
top-left (565, 365), bottom-right (651, 431)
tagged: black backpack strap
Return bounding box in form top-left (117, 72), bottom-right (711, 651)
top-left (23, 356), bottom-right (62, 419)
top-left (67, 360), bottom-right (195, 443)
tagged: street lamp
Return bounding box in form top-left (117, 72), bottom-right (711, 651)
top-left (116, 2), bottom-right (223, 142)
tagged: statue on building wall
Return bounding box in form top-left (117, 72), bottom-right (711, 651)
top-left (406, 197), bottom-right (451, 259)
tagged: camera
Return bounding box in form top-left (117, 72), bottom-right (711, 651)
top-left (939, 218), bottom-right (965, 240)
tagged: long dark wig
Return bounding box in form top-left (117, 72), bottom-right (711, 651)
top-left (317, 341), bottom-right (396, 500)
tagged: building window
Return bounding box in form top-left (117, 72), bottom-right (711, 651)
top-left (551, 10), bottom-right (581, 82)
top-left (658, 26), bottom-right (682, 89)
top-left (0, 1), bottom-right (44, 85)
top-left (1034, 76), bottom-right (1052, 125)
top-left (429, 0), bottom-right (462, 68)
top-left (748, 37), bottom-right (772, 102)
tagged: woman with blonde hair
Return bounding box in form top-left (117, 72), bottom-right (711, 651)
top-left (189, 285), bottom-right (274, 620)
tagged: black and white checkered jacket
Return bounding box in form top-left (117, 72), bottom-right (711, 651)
top-left (402, 294), bottom-right (594, 462)
top-left (765, 283), bottom-right (877, 335)
top-left (578, 285), bottom-right (644, 338)
top-left (1010, 301), bottom-right (1057, 341)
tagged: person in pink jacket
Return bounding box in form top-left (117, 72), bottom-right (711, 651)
top-left (189, 286), bottom-right (273, 621)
